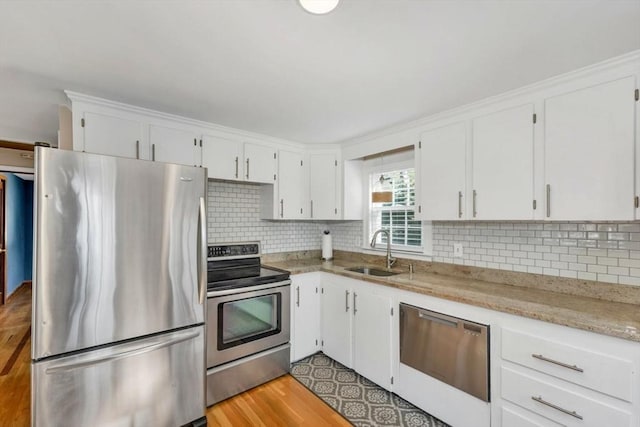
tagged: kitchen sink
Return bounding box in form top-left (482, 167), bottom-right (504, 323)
top-left (345, 266), bottom-right (400, 277)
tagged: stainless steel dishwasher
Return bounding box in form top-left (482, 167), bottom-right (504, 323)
top-left (399, 303), bottom-right (490, 402)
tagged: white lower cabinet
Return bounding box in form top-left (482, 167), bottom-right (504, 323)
top-left (320, 278), bottom-right (353, 368)
top-left (290, 273), bottom-right (321, 362)
top-left (289, 272), bottom-right (640, 427)
top-left (320, 275), bottom-right (393, 390)
top-left (498, 314), bottom-right (640, 427)
top-left (352, 286), bottom-right (393, 390)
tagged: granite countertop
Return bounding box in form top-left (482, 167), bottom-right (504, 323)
top-left (264, 258), bottom-right (640, 343)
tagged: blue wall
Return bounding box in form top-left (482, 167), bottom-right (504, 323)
top-left (6, 173), bottom-right (33, 296)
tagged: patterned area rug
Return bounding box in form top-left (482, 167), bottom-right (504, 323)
top-left (291, 353), bottom-right (450, 427)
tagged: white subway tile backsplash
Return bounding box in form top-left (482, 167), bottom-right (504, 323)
top-left (432, 221), bottom-right (640, 287)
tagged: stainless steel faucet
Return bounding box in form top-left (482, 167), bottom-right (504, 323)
top-left (370, 229), bottom-right (396, 270)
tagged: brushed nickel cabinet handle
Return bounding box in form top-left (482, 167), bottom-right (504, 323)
top-left (546, 184), bottom-right (551, 218)
top-left (151, 144), bottom-right (156, 161)
top-left (296, 286), bottom-right (300, 307)
top-left (353, 292), bottom-right (357, 315)
top-left (135, 140), bottom-right (140, 159)
top-left (235, 156), bottom-right (239, 178)
top-left (472, 190), bottom-right (477, 218)
top-left (532, 354), bottom-right (583, 372)
top-left (532, 396), bottom-right (583, 420)
top-left (246, 158), bottom-right (250, 179)
top-left (280, 199), bottom-right (284, 218)
top-left (310, 200), bottom-right (314, 218)
top-left (458, 191), bottom-right (463, 218)
top-left (345, 290), bottom-right (350, 312)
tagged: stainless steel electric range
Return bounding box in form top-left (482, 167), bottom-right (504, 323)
top-left (205, 242), bottom-right (291, 406)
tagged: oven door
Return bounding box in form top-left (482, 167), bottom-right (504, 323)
top-left (207, 280), bottom-right (290, 367)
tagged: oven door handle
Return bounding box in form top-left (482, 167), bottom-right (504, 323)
top-left (197, 196), bottom-right (207, 305)
top-left (207, 280), bottom-right (291, 298)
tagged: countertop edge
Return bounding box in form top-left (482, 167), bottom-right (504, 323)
top-left (267, 261), bottom-right (640, 343)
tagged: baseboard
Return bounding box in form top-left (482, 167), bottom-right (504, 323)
top-left (6, 281), bottom-right (31, 302)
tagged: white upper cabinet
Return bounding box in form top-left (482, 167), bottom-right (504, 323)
top-left (417, 122), bottom-right (467, 220)
top-left (278, 150), bottom-right (307, 219)
top-left (309, 152), bottom-right (339, 219)
top-left (472, 104), bottom-right (535, 220)
top-left (544, 76), bottom-right (637, 220)
top-left (244, 142), bottom-right (276, 184)
top-left (148, 124), bottom-right (200, 166)
top-left (82, 111), bottom-right (144, 160)
top-left (201, 134), bottom-right (243, 180)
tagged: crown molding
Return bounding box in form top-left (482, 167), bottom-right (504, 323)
top-left (64, 90), bottom-right (306, 149)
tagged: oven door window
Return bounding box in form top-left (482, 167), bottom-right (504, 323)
top-left (217, 293), bottom-right (281, 350)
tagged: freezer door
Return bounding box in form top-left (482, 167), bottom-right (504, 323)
top-left (33, 148), bottom-right (207, 359)
top-left (32, 326), bottom-right (206, 427)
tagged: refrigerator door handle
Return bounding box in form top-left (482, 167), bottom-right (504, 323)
top-left (44, 329), bottom-right (199, 374)
top-left (197, 196), bottom-right (207, 305)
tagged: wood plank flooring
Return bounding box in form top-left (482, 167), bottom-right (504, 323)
top-left (0, 285), bottom-right (349, 426)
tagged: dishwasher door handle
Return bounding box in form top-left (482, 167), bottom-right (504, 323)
top-left (418, 311), bottom-right (458, 328)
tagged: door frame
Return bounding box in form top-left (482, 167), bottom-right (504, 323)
top-left (0, 174), bottom-right (6, 305)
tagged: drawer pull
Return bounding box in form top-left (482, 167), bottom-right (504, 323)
top-left (531, 395), bottom-right (583, 420)
top-left (532, 354), bottom-right (584, 372)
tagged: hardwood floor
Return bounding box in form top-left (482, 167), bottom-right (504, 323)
top-left (0, 285), bottom-right (349, 426)
top-left (0, 284), bottom-right (31, 427)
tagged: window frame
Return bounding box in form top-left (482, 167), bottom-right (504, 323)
top-left (362, 156), bottom-right (432, 257)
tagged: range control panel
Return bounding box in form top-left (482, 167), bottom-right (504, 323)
top-left (207, 242), bottom-right (260, 259)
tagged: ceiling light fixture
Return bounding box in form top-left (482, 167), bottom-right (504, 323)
top-left (298, 0), bottom-right (340, 15)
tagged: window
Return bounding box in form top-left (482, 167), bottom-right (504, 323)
top-left (369, 168), bottom-right (422, 251)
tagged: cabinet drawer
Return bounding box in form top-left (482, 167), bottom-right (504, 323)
top-left (501, 328), bottom-right (634, 402)
top-left (501, 367), bottom-right (632, 427)
top-left (502, 406), bottom-right (560, 427)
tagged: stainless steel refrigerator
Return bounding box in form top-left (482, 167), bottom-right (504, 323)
top-left (31, 147), bottom-right (208, 427)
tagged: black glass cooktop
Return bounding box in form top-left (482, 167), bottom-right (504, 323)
top-left (207, 257), bottom-right (290, 291)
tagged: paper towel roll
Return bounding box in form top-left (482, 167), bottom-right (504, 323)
top-left (322, 231), bottom-right (333, 260)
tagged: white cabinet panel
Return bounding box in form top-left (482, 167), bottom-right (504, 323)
top-left (501, 367), bottom-right (633, 427)
top-left (202, 135), bottom-right (243, 180)
top-left (278, 150), bottom-right (307, 219)
top-left (309, 153), bottom-right (339, 219)
top-left (321, 280), bottom-right (352, 368)
top-left (418, 122), bottom-right (467, 220)
top-left (148, 125), bottom-right (199, 166)
top-left (544, 76), bottom-right (636, 220)
top-left (502, 328), bottom-right (634, 402)
top-left (472, 104), bottom-right (535, 220)
top-left (291, 274), bottom-right (321, 362)
top-left (353, 289), bottom-right (392, 390)
top-left (244, 142), bottom-right (276, 184)
top-left (82, 112), bottom-right (144, 159)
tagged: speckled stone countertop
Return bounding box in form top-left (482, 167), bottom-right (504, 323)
top-left (264, 253), bottom-right (640, 343)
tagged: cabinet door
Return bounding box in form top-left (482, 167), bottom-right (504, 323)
top-left (544, 76), bottom-right (636, 220)
top-left (309, 153), bottom-right (339, 219)
top-left (291, 275), bottom-right (321, 362)
top-left (148, 125), bottom-right (199, 166)
top-left (353, 289), bottom-right (392, 390)
top-left (83, 112), bottom-right (144, 159)
top-left (278, 150), bottom-right (307, 219)
top-left (244, 142), bottom-right (276, 184)
top-left (321, 280), bottom-right (352, 368)
top-left (418, 122), bottom-right (467, 220)
top-left (472, 104), bottom-right (534, 220)
top-left (202, 135), bottom-right (243, 181)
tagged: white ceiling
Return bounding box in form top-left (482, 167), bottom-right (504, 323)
top-left (1, 0), bottom-right (639, 145)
